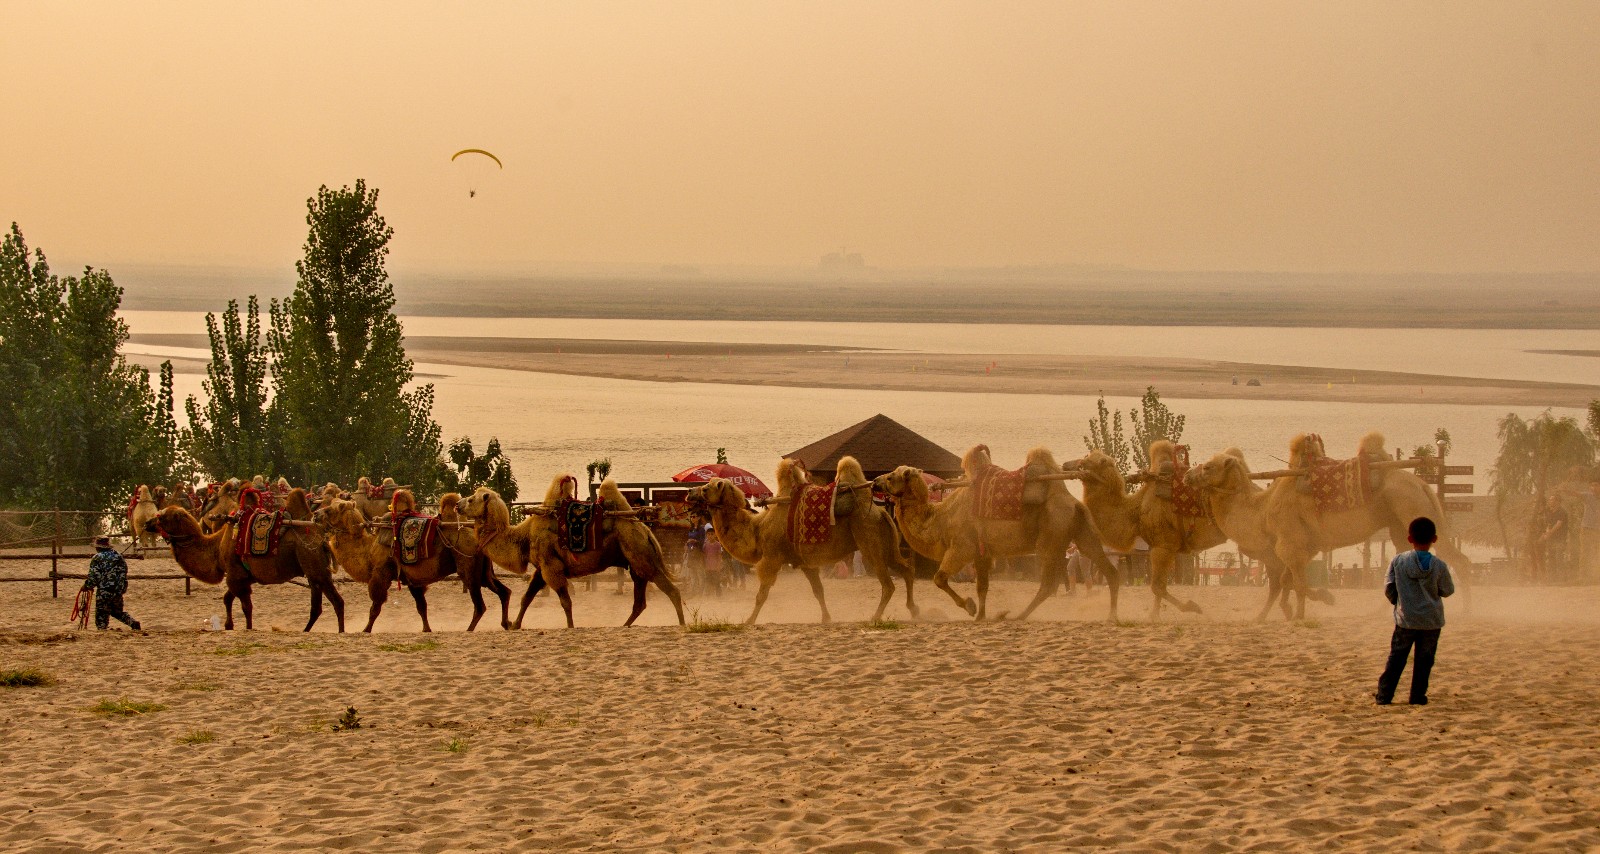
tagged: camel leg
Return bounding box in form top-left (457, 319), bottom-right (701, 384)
top-left (364, 577), bottom-right (389, 633)
top-left (1014, 550), bottom-right (1069, 621)
top-left (1148, 548), bottom-right (1202, 620)
top-left (513, 572), bottom-right (548, 629)
top-left (650, 571), bottom-right (687, 626)
top-left (238, 585), bottom-right (255, 631)
top-left (1253, 561), bottom-right (1284, 622)
top-left (743, 559), bottom-right (783, 625)
top-left (798, 564), bottom-right (832, 624)
top-left (488, 574), bottom-right (513, 630)
top-left (324, 576), bottom-right (346, 633)
top-left (930, 553), bottom-right (979, 617)
top-left (974, 556), bottom-right (992, 621)
top-left (407, 584), bottom-right (431, 632)
top-left (304, 582), bottom-right (324, 633)
top-left (870, 563), bottom-right (895, 622)
top-left (466, 579), bottom-right (488, 632)
top-left (624, 570), bottom-right (648, 627)
top-left (552, 577), bottom-right (577, 628)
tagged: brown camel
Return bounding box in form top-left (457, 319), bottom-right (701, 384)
top-left (460, 479), bottom-right (686, 629)
top-left (1257, 432), bottom-right (1473, 619)
top-left (1181, 448), bottom-right (1322, 620)
top-left (685, 456), bottom-right (917, 625)
top-left (317, 491), bottom-right (512, 632)
top-left (872, 446), bottom-right (1121, 622)
top-left (129, 486), bottom-right (160, 550)
top-left (149, 489), bottom-right (345, 632)
top-left (352, 477), bottom-right (401, 520)
top-left (1073, 441), bottom-right (1224, 620)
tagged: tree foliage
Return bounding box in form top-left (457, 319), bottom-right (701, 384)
top-left (0, 224), bottom-right (178, 511)
top-left (443, 436), bottom-right (517, 501)
top-left (1083, 396), bottom-right (1131, 478)
top-left (1084, 387), bottom-right (1186, 487)
top-left (265, 181), bottom-right (443, 491)
top-left (1492, 411), bottom-right (1594, 558)
top-left (184, 297), bottom-right (275, 479)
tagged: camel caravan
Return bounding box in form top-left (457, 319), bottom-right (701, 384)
top-left (126, 429), bottom-right (1472, 633)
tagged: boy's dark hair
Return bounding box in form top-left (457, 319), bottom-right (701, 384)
top-left (1408, 516), bottom-right (1437, 544)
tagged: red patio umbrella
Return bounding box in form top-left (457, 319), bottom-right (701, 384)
top-left (671, 463), bottom-right (773, 499)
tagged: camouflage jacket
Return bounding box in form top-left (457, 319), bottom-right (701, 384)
top-left (84, 549), bottom-right (129, 597)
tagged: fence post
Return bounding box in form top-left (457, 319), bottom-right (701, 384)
top-left (185, 576), bottom-right (191, 596)
top-left (51, 509), bottom-right (61, 599)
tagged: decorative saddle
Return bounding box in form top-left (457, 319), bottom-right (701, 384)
top-left (1164, 445), bottom-right (1210, 519)
top-left (553, 476), bottom-right (606, 553)
top-left (1296, 434), bottom-right (1372, 514)
top-left (972, 464), bottom-right (1028, 521)
top-left (236, 509), bottom-right (285, 558)
top-left (392, 513), bottom-right (441, 566)
top-left (787, 482), bottom-right (837, 546)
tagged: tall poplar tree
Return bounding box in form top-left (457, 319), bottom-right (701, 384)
top-left (266, 182), bottom-right (443, 490)
top-left (184, 296), bottom-right (276, 478)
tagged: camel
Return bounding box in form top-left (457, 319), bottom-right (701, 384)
top-left (1072, 441), bottom-right (1226, 620)
top-left (872, 446), bottom-right (1121, 622)
top-left (199, 478), bottom-right (241, 534)
top-left (1212, 432), bottom-right (1472, 620)
top-left (352, 477), bottom-right (401, 520)
top-left (1180, 448), bottom-right (1321, 621)
top-left (460, 479), bottom-right (686, 629)
top-left (129, 486), bottom-right (159, 550)
top-left (685, 456), bottom-right (917, 625)
top-left (149, 489), bottom-right (345, 632)
top-left (317, 491), bottom-right (512, 632)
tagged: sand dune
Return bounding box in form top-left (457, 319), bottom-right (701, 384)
top-left (2, 563), bottom-right (1597, 851)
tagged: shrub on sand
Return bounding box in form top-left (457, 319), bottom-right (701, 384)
top-left (91, 697), bottom-right (167, 717)
top-left (0, 668), bottom-right (53, 687)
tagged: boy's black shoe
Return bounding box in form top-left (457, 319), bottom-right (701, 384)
top-left (1374, 693), bottom-right (1392, 705)
top-left (1409, 697), bottom-right (1428, 705)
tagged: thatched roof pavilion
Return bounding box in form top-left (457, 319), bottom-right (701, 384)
top-left (785, 414), bottom-right (964, 481)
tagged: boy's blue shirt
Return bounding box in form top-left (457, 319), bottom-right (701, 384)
top-left (1384, 549), bottom-right (1454, 630)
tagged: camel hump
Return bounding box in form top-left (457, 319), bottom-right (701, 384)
top-left (543, 474), bottom-right (581, 505)
top-left (284, 488), bottom-right (313, 518)
top-left (961, 444), bottom-right (993, 477)
top-left (834, 456), bottom-right (867, 485)
top-left (438, 493), bottom-right (461, 518)
top-left (1024, 446), bottom-right (1059, 472)
top-left (1360, 431), bottom-right (1386, 457)
top-left (775, 458), bottom-right (809, 495)
top-left (1221, 446), bottom-right (1245, 461)
top-left (390, 488), bottom-right (418, 515)
top-left (597, 479), bottom-right (632, 510)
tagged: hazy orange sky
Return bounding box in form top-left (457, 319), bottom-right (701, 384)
top-left (4, 1), bottom-right (1598, 274)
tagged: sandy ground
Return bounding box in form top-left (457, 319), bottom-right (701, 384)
top-left (129, 334), bottom-right (1600, 407)
top-left (3, 563), bottom-right (1598, 852)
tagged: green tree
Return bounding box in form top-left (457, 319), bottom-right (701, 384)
top-left (266, 181), bottom-right (443, 491)
top-left (183, 296), bottom-right (275, 479)
top-left (1587, 400), bottom-right (1599, 441)
top-left (443, 436), bottom-right (518, 501)
top-left (1491, 411), bottom-right (1593, 559)
top-left (0, 224), bottom-right (177, 511)
top-left (1083, 395), bottom-right (1131, 482)
top-left (1129, 386), bottom-right (1186, 472)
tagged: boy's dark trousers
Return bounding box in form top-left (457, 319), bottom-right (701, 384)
top-left (94, 594), bottom-right (138, 630)
top-left (1376, 625), bottom-right (1440, 704)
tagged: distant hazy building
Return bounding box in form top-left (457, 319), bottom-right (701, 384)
top-left (819, 248), bottom-right (866, 271)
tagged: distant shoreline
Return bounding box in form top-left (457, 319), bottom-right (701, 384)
top-left (129, 333), bottom-right (1600, 408)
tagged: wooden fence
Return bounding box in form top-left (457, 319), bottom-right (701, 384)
top-left (0, 509), bottom-right (191, 598)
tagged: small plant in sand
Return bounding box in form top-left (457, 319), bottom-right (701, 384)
top-left (864, 618), bottom-right (903, 631)
top-left (441, 736), bottom-right (468, 753)
top-left (332, 707), bottom-right (363, 731)
top-left (377, 638), bottom-right (440, 653)
top-left (178, 730), bottom-right (217, 745)
top-left (92, 697), bottom-right (168, 717)
top-left (0, 668), bottom-right (53, 687)
top-left (685, 610), bottom-right (745, 634)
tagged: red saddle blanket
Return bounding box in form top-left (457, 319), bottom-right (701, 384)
top-left (1308, 455), bottom-right (1370, 513)
top-left (1167, 446), bottom-right (1210, 519)
top-left (973, 465), bottom-right (1026, 521)
top-left (555, 499), bottom-right (606, 553)
top-left (787, 482), bottom-right (837, 546)
top-left (393, 512), bottom-right (441, 566)
top-left (235, 509), bottom-right (285, 558)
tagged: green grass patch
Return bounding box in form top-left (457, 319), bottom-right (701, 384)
top-left (377, 638), bottom-right (440, 653)
top-left (213, 641), bottom-right (270, 656)
top-left (91, 697), bottom-right (167, 717)
top-left (441, 736), bottom-right (468, 753)
top-left (177, 730), bottom-right (216, 745)
top-left (864, 618), bottom-right (903, 631)
top-left (685, 611), bottom-right (745, 634)
top-left (0, 668), bottom-right (53, 687)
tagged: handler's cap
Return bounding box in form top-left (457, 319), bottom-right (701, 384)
top-left (93, 536), bottom-right (112, 548)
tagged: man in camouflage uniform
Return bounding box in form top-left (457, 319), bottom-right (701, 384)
top-left (83, 536), bottom-right (140, 631)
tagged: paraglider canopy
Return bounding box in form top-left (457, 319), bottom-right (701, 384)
top-left (451, 149), bottom-right (502, 168)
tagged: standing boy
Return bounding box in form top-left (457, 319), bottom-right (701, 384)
top-left (83, 536), bottom-right (141, 631)
top-left (1375, 517), bottom-right (1453, 705)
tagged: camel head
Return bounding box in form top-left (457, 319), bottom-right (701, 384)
top-left (315, 498), bottom-right (365, 535)
top-left (872, 466), bottom-right (931, 504)
top-left (1186, 452), bottom-right (1252, 495)
top-left (151, 505), bottom-right (204, 540)
top-left (1075, 450), bottom-right (1123, 487)
top-left (684, 478), bottom-right (747, 511)
top-left (136, 484), bottom-right (152, 503)
top-left (460, 487), bottom-right (510, 528)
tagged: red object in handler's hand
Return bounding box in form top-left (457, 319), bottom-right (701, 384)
top-left (70, 589), bottom-right (91, 629)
